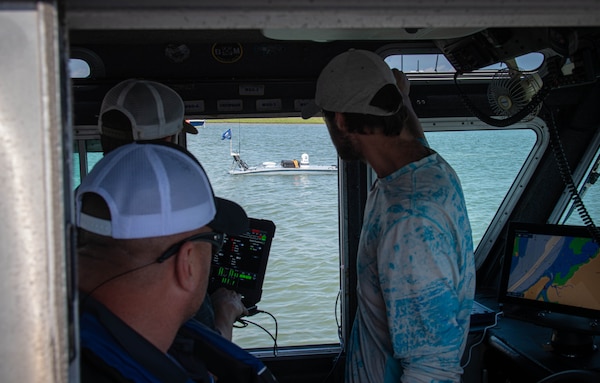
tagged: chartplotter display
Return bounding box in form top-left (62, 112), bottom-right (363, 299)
top-left (208, 218), bottom-right (276, 309)
top-left (499, 222), bottom-right (600, 335)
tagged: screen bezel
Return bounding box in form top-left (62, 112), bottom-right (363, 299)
top-left (498, 222), bottom-right (600, 322)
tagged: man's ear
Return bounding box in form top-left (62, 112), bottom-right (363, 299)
top-left (173, 241), bottom-right (197, 292)
top-left (334, 112), bottom-right (348, 132)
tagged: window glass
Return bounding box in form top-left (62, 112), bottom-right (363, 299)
top-left (385, 54), bottom-right (455, 73)
top-left (479, 52), bottom-right (545, 72)
top-left (73, 139), bottom-right (103, 188)
top-left (187, 118), bottom-right (340, 349)
top-left (69, 58), bottom-right (90, 78)
top-left (384, 52), bottom-right (544, 73)
top-left (426, 129), bottom-right (537, 248)
top-left (87, 152), bottom-right (103, 172)
top-left (73, 152), bottom-right (81, 188)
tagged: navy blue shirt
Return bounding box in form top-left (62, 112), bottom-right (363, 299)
top-left (80, 297), bottom-right (207, 383)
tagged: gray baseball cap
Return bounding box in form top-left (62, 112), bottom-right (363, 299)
top-left (302, 49), bottom-right (402, 118)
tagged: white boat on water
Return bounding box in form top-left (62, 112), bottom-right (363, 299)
top-left (229, 152), bottom-right (338, 175)
top-left (222, 128), bottom-right (337, 175)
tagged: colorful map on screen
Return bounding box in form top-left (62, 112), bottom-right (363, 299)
top-left (507, 233), bottom-right (600, 310)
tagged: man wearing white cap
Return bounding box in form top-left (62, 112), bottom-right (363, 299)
top-left (304, 50), bottom-right (475, 383)
top-left (76, 142), bottom-right (275, 382)
top-left (96, 79), bottom-right (245, 341)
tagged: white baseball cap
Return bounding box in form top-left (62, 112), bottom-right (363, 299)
top-left (76, 142), bottom-right (248, 239)
top-left (302, 49), bottom-right (403, 119)
top-left (99, 79), bottom-right (197, 141)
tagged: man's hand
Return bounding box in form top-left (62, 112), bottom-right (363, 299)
top-left (392, 68), bottom-right (426, 141)
top-left (211, 288), bottom-right (248, 341)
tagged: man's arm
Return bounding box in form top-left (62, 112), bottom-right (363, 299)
top-left (379, 215), bottom-right (465, 382)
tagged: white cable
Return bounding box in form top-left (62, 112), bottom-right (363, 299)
top-left (461, 311), bottom-right (503, 369)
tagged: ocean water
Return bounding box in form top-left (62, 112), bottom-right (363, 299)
top-left (187, 122), bottom-right (600, 349)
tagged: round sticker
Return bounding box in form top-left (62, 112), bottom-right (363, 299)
top-left (212, 43), bottom-right (243, 64)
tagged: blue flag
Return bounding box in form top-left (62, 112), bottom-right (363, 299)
top-left (221, 129), bottom-right (232, 140)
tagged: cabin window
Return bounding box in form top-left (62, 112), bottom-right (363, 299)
top-left (384, 52), bottom-right (543, 73)
top-left (188, 118), bottom-right (340, 350)
top-left (69, 58), bottom-right (90, 78)
top-left (385, 54), bottom-right (455, 73)
top-left (413, 119), bottom-right (546, 274)
top-left (428, 129), bottom-right (535, 247)
top-left (413, 120), bottom-right (540, 251)
top-left (70, 48), bottom-right (105, 79)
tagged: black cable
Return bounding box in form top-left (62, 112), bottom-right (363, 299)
top-left (237, 310), bottom-right (279, 357)
top-left (80, 260), bottom-right (157, 306)
top-left (320, 289), bottom-right (345, 383)
top-left (334, 289), bottom-right (343, 346)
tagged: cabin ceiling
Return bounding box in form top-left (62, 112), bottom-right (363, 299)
top-left (64, 0), bottom-right (600, 30)
top-left (65, 0), bottom-right (600, 80)
top-left (64, 1), bottom-right (600, 122)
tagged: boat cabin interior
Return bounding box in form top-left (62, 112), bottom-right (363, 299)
top-left (2, 1), bottom-right (600, 382)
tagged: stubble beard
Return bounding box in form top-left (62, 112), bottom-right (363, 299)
top-left (327, 121), bottom-right (361, 161)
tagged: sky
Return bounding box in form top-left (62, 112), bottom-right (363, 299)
top-left (385, 52), bottom-right (545, 73)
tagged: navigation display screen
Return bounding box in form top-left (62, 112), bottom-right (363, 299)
top-left (504, 225), bottom-right (600, 312)
top-left (208, 218), bottom-right (275, 307)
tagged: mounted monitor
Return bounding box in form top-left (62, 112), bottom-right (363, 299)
top-left (208, 218), bottom-right (276, 311)
top-left (499, 222), bottom-right (600, 356)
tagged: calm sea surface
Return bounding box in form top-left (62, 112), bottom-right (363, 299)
top-left (122, 122), bottom-right (596, 349)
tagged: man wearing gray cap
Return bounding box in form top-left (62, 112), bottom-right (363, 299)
top-left (98, 79), bottom-right (198, 154)
top-left (76, 142), bottom-right (263, 382)
top-left (304, 49), bottom-right (475, 383)
top-left (96, 79), bottom-right (245, 340)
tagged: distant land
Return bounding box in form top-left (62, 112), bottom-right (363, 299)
top-left (199, 117), bottom-right (324, 124)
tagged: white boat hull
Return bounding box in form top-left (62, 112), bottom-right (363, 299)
top-left (229, 152), bottom-right (337, 175)
top-left (229, 165), bottom-right (338, 175)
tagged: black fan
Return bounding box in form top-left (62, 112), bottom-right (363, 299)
top-left (454, 57), bottom-right (557, 128)
top-left (487, 61), bottom-right (543, 122)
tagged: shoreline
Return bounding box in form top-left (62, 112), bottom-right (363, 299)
top-left (190, 117), bottom-right (324, 124)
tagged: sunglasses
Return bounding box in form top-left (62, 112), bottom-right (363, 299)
top-left (155, 232), bottom-right (225, 263)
